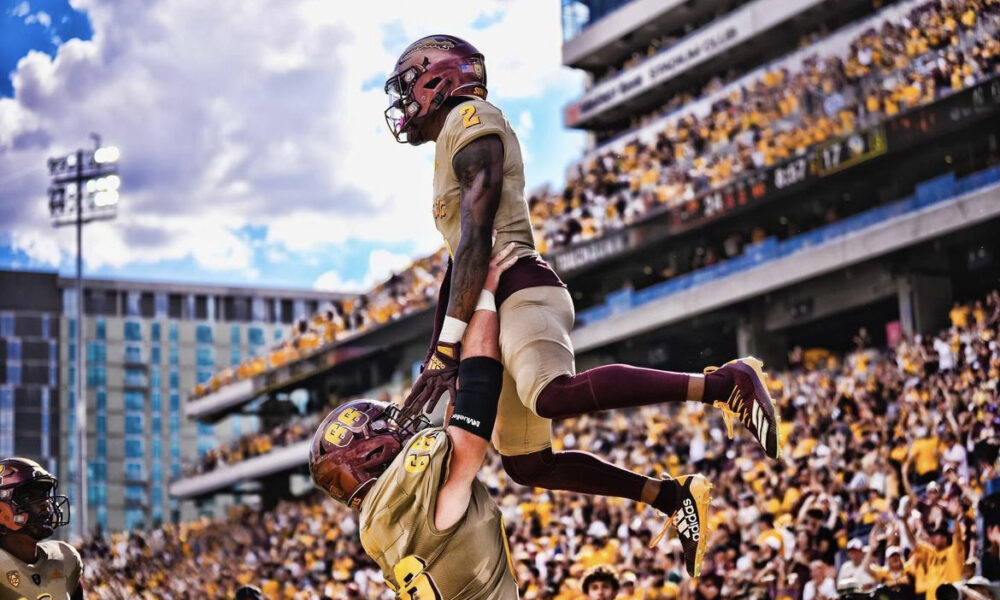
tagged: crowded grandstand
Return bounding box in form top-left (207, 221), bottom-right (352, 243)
top-left (83, 291), bottom-right (1000, 598)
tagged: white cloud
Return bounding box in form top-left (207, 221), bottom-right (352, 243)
top-left (313, 248), bottom-right (412, 292)
top-left (10, 2), bottom-right (30, 18)
top-left (24, 10), bottom-right (49, 26)
top-left (0, 0), bottom-right (583, 288)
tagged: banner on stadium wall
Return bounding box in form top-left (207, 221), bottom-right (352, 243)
top-left (563, 0), bottom-right (834, 128)
top-left (565, 11), bottom-right (752, 127)
top-left (548, 78), bottom-right (1000, 277)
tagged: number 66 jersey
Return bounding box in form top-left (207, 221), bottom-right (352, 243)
top-left (358, 428), bottom-right (518, 600)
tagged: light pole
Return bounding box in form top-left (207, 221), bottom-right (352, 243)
top-left (47, 136), bottom-right (120, 540)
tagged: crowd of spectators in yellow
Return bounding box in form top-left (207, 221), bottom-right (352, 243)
top-left (80, 290), bottom-right (1000, 599)
top-left (190, 248), bottom-right (449, 400)
top-left (534, 0), bottom-right (1000, 253)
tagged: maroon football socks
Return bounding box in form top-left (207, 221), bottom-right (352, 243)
top-left (533, 363), bottom-right (734, 419)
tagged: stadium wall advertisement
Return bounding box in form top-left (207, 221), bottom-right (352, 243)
top-left (550, 77), bottom-right (1000, 276)
top-left (563, 0), bottom-right (829, 127)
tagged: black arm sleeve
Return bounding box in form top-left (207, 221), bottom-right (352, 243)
top-left (449, 357), bottom-right (504, 440)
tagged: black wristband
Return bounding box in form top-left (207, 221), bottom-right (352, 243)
top-left (449, 356), bottom-right (504, 440)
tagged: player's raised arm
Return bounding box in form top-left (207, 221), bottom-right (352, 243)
top-left (434, 243), bottom-right (516, 531)
top-left (439, 133), bottom-right (504, 338)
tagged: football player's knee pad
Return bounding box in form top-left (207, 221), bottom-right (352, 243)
top-left (449, 356), bottom-right (504, 440)
top-left (501, 449), bottom-right (555, 486)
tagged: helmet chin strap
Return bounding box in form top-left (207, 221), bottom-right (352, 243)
top-left (347, 478), bottom-right (378, 510)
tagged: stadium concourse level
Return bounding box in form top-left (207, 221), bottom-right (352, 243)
top-left (86, 292), bottom-right (1000, 599)
top-left (534, 0), bottom-right (1000, 253)
top-left (188, 248), bottom-right (449, 401)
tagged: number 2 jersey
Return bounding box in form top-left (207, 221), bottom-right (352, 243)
top-left (358, 428), bottom-right (518, 600)
top-left (0, 540), bottom-right (81, 600)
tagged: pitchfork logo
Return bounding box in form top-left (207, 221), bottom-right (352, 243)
top-left (675, 498), bottom-right (701, 541)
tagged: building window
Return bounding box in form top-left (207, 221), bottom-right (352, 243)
top-left (150, 368), bottom-right (161, 389)
top-left (48, 340), bottom-right (57, 362)
top-left (95, 318), bottom-right (106, 340)
top-left (169, 392), bottom-right (180, 412)
top-left (95, 414), bottom-right (107, 435)
top-left (40, 388), bottom-right (50, 457)
top-left (168, 370), bottom-right (179, 389)
top-left (125, 439), bottom-right (143, 458)
top-left (6, 365), bottom-right (20, 386)
top-left (248, 327), bottom-right (265, 346)
top-left (124, 368), bottom-right (146, 388)
top-left (49, 365), bottom-right (57, 387)
top-left (154, 293), bottom-right (168, 318)
top-left (230, 325), bottom-right (240, 345)
top-left (125, 391), bottom-right (144, 411)
top-left (151, 322), bottom-right (161, 342)
top-left (124, 321), bottom-right (142, 341)
top-left (151, 346), bottom-right (161, 364)
top-left (274, 328), bottom-right (283, 341)
top-left (125, 345), bottom-right (142, 364)
top-left (169, 322), bottom-right (178, 342)
top-left (41, 314), bottom-right (50, 338)
top-left (252, 298), bottom-right (267, 322)
top-left (195, 347), bottom-right (214, 368)
top-left (124, 509), bottom-right (144, 530)
top-left (62, 289), bottom-right (77, 316)
top-left (151, 391), bottom-right (161, 412)
top-left (125, 462), bottom-right (144, 482)
top-left (87, 342), bottom-right (106, 364)
top-left (68, 318), bottom-right (76, 340)
top-left (0, 388), bottom-right (13, 456)
top-left (125, 415), bottom-right (143, 435)
top-left (126, 292), bottom-right (141, 317)
top-left (195, 324), bottom-right (213, 344)
top-left (96, 389), bottom-right (107, 410)
top-left (196, 369), bottom-right (212, 384)
top-left (96, 437), bottom-right (106, 459)
top-left (6, 339), bottom-right (20, 360)
top-left (230, 348), bottom-right (241, 367)
top-left (168, 346), bottom-right (178, 366)
top-left (152, 415), bottom-right (162, 435)
top-left (0, 314), bottom-right (12, 337)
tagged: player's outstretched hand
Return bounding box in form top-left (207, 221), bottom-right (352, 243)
top-left (485, 242), bottom-right (518, 294)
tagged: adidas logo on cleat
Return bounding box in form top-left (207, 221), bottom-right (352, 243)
top-left (675, 499), bottom-right (700, 541)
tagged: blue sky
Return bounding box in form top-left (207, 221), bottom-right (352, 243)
top-left (0, 0), bottom-right (584, 292)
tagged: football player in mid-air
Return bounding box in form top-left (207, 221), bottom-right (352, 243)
top-left (383, 34), bottom-right (783, 577)
top-left (0, 458), bottom-right (83, 600)
top-left (310, 244), bottom-right (520, 599)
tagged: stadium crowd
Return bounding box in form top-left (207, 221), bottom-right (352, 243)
top-left (190, 248), bottom-right (449, 401)
top-left (535, 0), bottom-right (1000, 253)
top-left (82, 290), bottom-right (1000, 599)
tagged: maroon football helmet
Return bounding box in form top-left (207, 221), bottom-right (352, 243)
top-left (0, 458), bottom-right (69, 540)
top-left (384, 34), bottom-right (488, 145)
top-left (309, 399), bottom-right (423, 509)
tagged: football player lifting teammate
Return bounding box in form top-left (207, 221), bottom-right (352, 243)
top-left (310, 245), bottom-right (520, 599)
top-left (384, 34), bottom-right (784, 577)
top-left (0, 458), bottom-right (82, 600)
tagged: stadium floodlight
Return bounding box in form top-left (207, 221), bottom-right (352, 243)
top-left (46, 134), bottom-right (121, 541)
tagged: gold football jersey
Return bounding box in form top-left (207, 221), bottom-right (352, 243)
top-left (359, 428), bottom-right (518, 600)
top-left (0, 540), bottom-right (81, 600)
top-left (432, 98), bottom-right (537, 261)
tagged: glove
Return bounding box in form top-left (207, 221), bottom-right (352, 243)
top-left (400, 341), bottom-right (460, 422)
